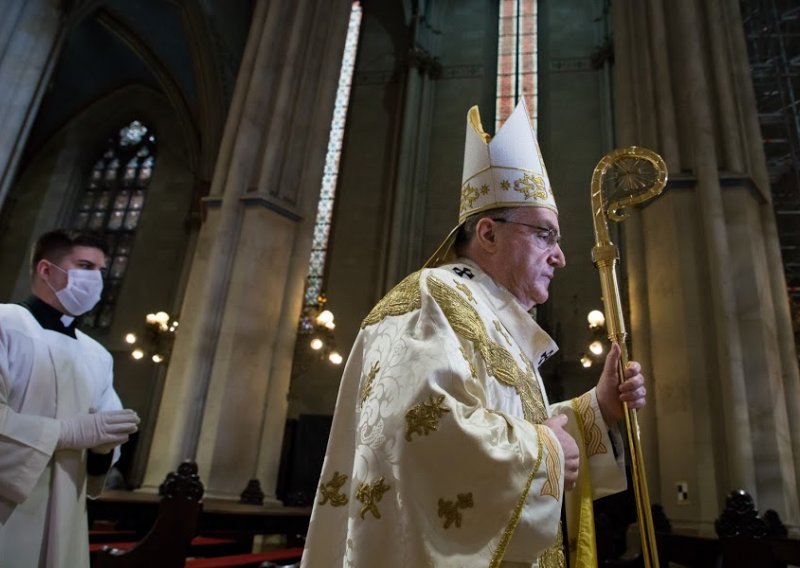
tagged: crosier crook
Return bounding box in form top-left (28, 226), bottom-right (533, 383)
top-left (591, 146), bottom-right (668, 568)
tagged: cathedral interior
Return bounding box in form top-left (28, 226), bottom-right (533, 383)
top-left (1, 0), bottom-right (799, 563)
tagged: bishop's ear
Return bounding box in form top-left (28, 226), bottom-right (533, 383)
top-left (474, 216), bottom-right (499, 253)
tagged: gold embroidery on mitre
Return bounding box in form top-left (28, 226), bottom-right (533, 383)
top-left (459, 347), bottom-right (477, 379)
top-left (576, 391), bottom-right (607, 457)
top-left (493, 320), bottom-right (512, 345)
top-left (438, 492), bottom-right (474, 529)
top-left (427, 275), bottom-right (548, 424)
top-left (461, 183), bottom-right (482, 211)
top-left (514, 172), bottom-right (548, 200)
top-left (489, 427), bottom-right (545, 567)
top-left (454, 280), bottom-right (475, 303)
top-left (538, 522), bottom-right (567, 568)
top-left (360, 361), bottom-right (381, 408)
top-left (480, 184), bottom-right (490, 195)
top-left (361, 271), bottom-right (421, 328)
top-left (540, 429), bottom-right (561, 500)
top-left (405, 394), bottom-right (451, 441)
top-left (318, 471), bottom-right (349, 507)
top-left (356, 477), bottom-right (391, 519)
top-left (500, 179), bottom-right (511, 191)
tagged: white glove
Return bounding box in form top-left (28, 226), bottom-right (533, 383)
top-left (56, 409), bottom-right (140, 451)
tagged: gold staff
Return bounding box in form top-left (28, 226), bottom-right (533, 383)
top-left (590, 146), bottom-right (667, 568)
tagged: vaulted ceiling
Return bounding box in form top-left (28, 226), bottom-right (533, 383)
top-left (23, 0), bottom-right (255, 179)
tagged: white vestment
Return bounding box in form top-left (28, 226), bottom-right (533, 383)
top-left (0, 303), bottom-right (122, 567)
top-left (302, 260), bottom-right (627, 567)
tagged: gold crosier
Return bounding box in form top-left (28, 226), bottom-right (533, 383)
top-left (590, 146), bottom-right (667, 568)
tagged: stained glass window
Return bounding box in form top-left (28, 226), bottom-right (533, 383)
top-left (72, 119), bottom-right (157, 329)
top-left (303, 1), bottom-right (363, 307)
top-left (496, 0), bottom-right (538, 130)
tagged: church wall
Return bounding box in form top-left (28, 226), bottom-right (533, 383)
top-left (142, 0), bottom-right (355, 499)
top-left (291, 0), bottom-right (619, 418)
top-left (614, 0), bottom-right (800, 528)
top-left (724, 184), bottom-right (799, 516)
top-left (648, 187), bottom-right (731, 526)
top-left (197, 207), bottom-right (297, 496)
top-left (421, 0), bottom-right (498, 258)
top-left (537, 0), bottom-right (614, 399)
top-left (0, 0), bottom-right (65, 213)
top-left (286, 1), bottom-right (408, 418)
top-left (289, 0), bottom-right (501, 416)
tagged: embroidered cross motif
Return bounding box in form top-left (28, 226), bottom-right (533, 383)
top-left (438, 492), bottom-right (474, 529)
top-left (360, 361), bottom-right (381, 408)
top-left (405, 394), bottom-right (451, 441)
top-left (318, 471), bottom-right (349, 507)
top-left (356, 477), bottom-right (391, 519)
top-left (452, 266), bottom-right (474, 279)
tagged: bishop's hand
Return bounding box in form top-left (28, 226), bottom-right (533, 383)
top-left (544, 414), bottom-right (579, 491)
top-left (596, 343), bottom-right (647, 426)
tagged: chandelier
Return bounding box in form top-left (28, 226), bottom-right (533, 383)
top-left (580, 309), bottom-right (607, 368)
top-left (125, 311), bottom-right (178, 364)
top-left (298, 294), bottom-right (343, 366)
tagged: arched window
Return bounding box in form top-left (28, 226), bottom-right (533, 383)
top-left (72, 119), bottom-right (157, 329)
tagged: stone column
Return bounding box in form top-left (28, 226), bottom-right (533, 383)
top-left (614, 0), bottom-right (800, 526)
top-left (143, 0), bottom-right (353, 500)
top-left (0, 0), bottom-right (66, 212)
top-left (612, 0), bottom-right (663, 502)
top-left (724, 0), bottom-right (800, 503)
top-left (674, 0), bottom-right (757, 497)
top-left (378, 3), bottom-right (441, 290)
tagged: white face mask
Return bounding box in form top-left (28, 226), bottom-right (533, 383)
top-left (46, 263), bottom-right (104, 316)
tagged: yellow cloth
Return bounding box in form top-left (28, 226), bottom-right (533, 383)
top-left (570, 398), bottom-right (598, 568)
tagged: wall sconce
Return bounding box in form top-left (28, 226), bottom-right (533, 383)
top-left (580, 309), bottom-right (607, 368)
top-left (297, 294), bottom-right (342, 366)
top-left (126, 311), bottom-right (178, 364)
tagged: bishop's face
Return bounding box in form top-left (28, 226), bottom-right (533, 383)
top-left (490, 207), bottom-right (566, 310)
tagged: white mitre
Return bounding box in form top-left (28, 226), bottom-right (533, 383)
top-left (425, 98), bottom-right (557, 267)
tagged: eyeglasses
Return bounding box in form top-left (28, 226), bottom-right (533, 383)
top-left (491, 218), bottom-right (562, 250)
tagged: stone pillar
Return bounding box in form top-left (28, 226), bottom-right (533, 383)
top-left (379, 2), bottom-right (441, 290)
top-left (0, 0), bottom-right (66, 212)
top-left (613, 0), bottom-right (800, 527)
top-left (724, 0), bottom-right (800, 503)
top-left (612, 0), bottom-right (662, 502)
top-left (143, 0), bottom-right (353, 500)
top-left (674, 0), bottom-right (757, 497)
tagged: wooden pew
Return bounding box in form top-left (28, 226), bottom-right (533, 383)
top-left (88, 464), bottom-right (311, 567)
top-left (714, 490), bottom-right (800, 568)
top-left (93, 461), bottom-right (205, 568)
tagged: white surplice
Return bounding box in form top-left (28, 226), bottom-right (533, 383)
top-left (302, 259), bottom-right (626, 568)
top-left (0, 304), bottom-right (122, 568)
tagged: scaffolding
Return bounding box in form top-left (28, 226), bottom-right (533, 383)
top-left (741, 0), bottom-right (800, 332)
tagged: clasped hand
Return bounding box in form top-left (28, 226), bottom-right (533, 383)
top-left (56, 409), bottom-right (140, 453)
top-left (545, 343), bottom-right (647, 492)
